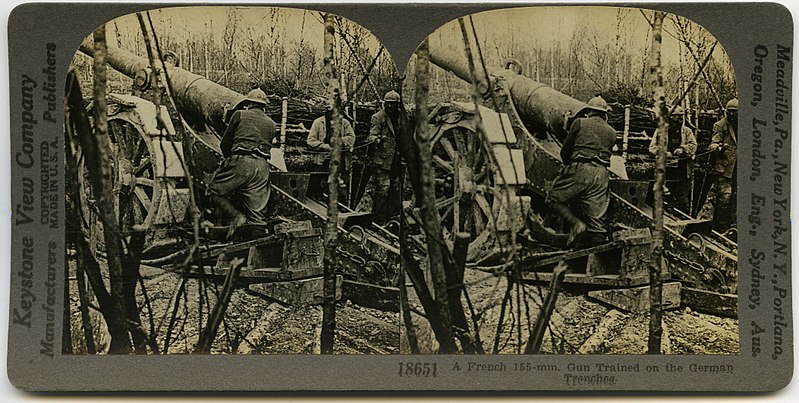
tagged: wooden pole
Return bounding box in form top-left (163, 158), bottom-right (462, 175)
top-left (320, 13), bottom-right (342, 354)
top-left (280, 97), bottom-right (288, 150)
top-left (623, 106), bottom-right (630, 160)
top-left (525, 262), bottom-right (567, 354)
top-left (647, 11), bottom-right (667, 355)
top-left (399, 189), bottom-right (420, 353)
top-left (449, 232), bottom-right (474, 353)
top-left (195, 258), bottom-right (244, 353)
top-left (414, 37), bottom-right (458, 353)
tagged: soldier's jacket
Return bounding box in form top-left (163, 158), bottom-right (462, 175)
top-left (307, 116), bottom-right (356, 150)
top-left (220, 108), bottom-right (276, 158)
top-left (370, 109), bottom-right (399, 170)
top-left (561, 116), bottom-right (616, 166)
top-left (711, 117), bottom-right (737, 178)
top-left (648, 125), bottom-right (697, 157)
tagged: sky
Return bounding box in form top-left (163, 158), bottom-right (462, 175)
top-left (105, 6), bottom-right (383, 57)
top-left (426, 5), bottom-right (729, 70)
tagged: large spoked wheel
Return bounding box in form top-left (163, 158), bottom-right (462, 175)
top-left (78, 117), bottom-right (162, 253)
top-left (110, 118), bottom-right (161, 232)
top-left (430, 126), bottom-right (497, 245)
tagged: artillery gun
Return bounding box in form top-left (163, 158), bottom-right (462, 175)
top-left (424, 39), bottom-right (737, 316)
top-left (76, 43), bottom-right (399, 308)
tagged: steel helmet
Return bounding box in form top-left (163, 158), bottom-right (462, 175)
top-left (726, 98), bottom-right (738, 110)
top-left (383, 90), bottom-right (401, 103)
top-left (585, 96), bottom-right (611, 113)
top-left (245, 88), bottom-right (269, 105)
top-left (504, 58), bottom-right (522, 74)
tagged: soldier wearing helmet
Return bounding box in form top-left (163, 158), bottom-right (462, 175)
top-left (647, 106), bottom-right (697, 159)
top-left (699, 98), bottom-right (738, 230)
top-left (208, 88), bottom-right (277, 237)
top-left (357, 90), bottom-right (403, 222)
top-left (547, 96), bottom-right (617, 248)
top-left (307, 103), bottom-right (356, 152)
top-left (503, 58), bottom-right (523, 75)
top-left (648, 106), bottom-right (698, 212)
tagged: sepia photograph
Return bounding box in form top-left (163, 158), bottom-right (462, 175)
top-left (399, 6), bottom-right (739, 355)
top-left (5, 0), bottom-right (796, 393)
top-left (63, 6), bottom-right (403, 355)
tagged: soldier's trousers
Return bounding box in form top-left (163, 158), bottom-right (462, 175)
top-left (356, 167), bottom-right (392, 222)
top-left (698, 175), bottom-right (734, 230)
top-left (547, 162), bottom-right (610, 234)
top-left (208, 155), bottom-right (271, 225)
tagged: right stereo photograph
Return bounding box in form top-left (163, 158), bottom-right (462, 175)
top-left (398, 5), bottom-right (739, 356)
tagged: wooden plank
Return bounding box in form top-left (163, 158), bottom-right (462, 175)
top-left (681, 287), bottom-right (738, 318)
top-left (249, 275), bottom-right (343, 306)
top-left (612, 227), bottom-right (652, 245)
top-left (522, 272), bottom-right (650, 287)
top-left (342, 280), bottom-right (399, 311)
top-left (588, 282), bottom-right (682, 313)
top-left (201, 235), bottom-right (283, 258)
top-left (531, 241), bottom-right (622, 268)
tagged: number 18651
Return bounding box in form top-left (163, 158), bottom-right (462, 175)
top-left (398, 362), bottom-right (438, 377)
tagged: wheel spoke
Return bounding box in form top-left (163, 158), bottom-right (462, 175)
top-left (436, 196), bottom-right (458, 209)
top-left (134, 186), bottom-right (153, 213)
top-left (440, 138), bottom-right (457, 160)
top-left (133, 138), bottom-right (147, 165)
top-left (136, 178), bottom-right (155, 187)
top-left (430, 126), bottom-right (445, 146)
top-left (475, 193), bottom-right (492, 221)
top-left (441, 204), bottom-right (454, 222)
top-left (472, 205), bottom-right (486, 233)
top-left (433, 155), bottom-right (454, 172)
top-left (135, 157), bottom-right (151, 175)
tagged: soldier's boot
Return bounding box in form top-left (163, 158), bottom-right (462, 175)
top-left (551, 203), bottom-right (586, 248)
top-left (207, 194), bottom-right (247, 240)
top-left (526, 214), bottom-right (568, 248)
top-left (580, 232), bottom-right (608, 248)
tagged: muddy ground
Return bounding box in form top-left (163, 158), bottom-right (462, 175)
top-left (65, 259), bottom-right (400, 355)
top-left (403, 268), bottom-right (739, 355)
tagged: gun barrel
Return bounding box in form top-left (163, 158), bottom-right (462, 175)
top-left (79, 44), bottom-right (245, 134)
top-left (428, 37), bottom-right (586, 141)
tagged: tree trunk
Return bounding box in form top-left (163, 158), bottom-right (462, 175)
top-left (90, 25), bottom-right (133, 354)
top-left (413, 37), bottom-right (458, 353)
top-left (320, 13), bottom-right (342, 355)
top-left (647, 11), bottom-right (667, 355)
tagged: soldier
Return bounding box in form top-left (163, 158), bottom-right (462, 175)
top-left (307, 105), bottom-right (356, 152)
top-left (356, 90), bottom-right (402, 223)
top-left (503, 58), bottom-right (523, 75)
top-left (307, 105), bottom-right (357, 190)
top-left (699, 98), bottom-right (738, 230)
top-left (207, 88), bottom-right (276, 238)
top-left (547, 96), bottom-right (617, 248)
top-left (648, 106), bottom-right (697, 212)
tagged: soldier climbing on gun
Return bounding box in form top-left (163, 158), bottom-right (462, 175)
top-left (206, 88), bottom-right (277, 239)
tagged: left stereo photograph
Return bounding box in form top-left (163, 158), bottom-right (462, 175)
top-left (63, 5), bottom-right (402, 355)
